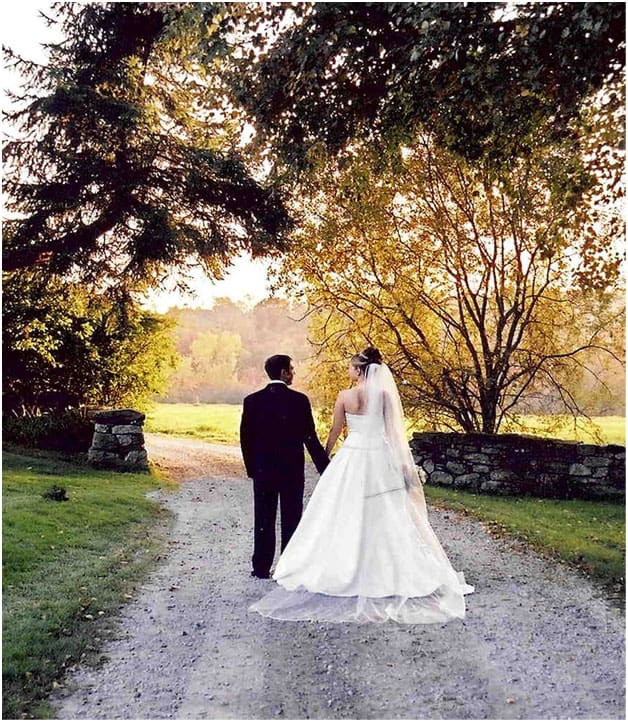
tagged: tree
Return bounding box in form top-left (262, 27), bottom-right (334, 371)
top-left (2, 271), bottom-right (178, 412)
top-left (6, 3), bottom-right (622, 288)
top-left (167, 300), bottom-right (251, 356)
top-left (537, 292), bottom-right (625, 417)
top-left (190, 329), bottom-right (242, 385)
top-left (3, 3), bottom-right (290, 284)
top-left (233, 2), bottom-right (624, 171)
top-left (274, 135), bottom-right (624, 433)
top-left (160, 297), bottom-right (314, 402)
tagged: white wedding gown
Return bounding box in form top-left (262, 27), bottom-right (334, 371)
top-left (250, 409), bottom-right (474, 624)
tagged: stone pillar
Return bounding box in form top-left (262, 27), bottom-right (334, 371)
top-left (87, 409), bottom-right (148, 470)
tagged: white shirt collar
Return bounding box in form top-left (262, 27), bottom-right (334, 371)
top-left (268, 380), bottom-right (287, 385)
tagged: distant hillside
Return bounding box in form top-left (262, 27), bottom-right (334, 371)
top-left (157, 295), bottom-right (624, 416)
top-left (158, 298), bottom-right (314, 403)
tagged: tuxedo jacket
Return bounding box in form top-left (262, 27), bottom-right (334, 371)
top-left (240, 382), bottom-right (329, 488)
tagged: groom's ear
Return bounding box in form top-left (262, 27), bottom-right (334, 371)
top-left (280, 363), bottom-right (294, 384)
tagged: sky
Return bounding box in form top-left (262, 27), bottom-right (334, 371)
top-left (142, 257), bottom-right (275, 313)
top-left (2, 1), bottom-right (274, 312)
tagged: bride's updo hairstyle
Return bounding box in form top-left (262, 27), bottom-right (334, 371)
top-left (351, 346), bottom-right (383, 377)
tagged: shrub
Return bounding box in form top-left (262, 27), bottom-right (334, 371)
top-left (3, 411), bottom-right (93, 452)
top-left (3, 271), bottom-right (179, 415)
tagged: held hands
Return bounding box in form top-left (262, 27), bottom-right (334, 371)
top-left (401, 463), bottom-right (420, 487)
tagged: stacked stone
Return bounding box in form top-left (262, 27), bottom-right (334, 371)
top-left (87, 409), bottom-right (148, 470)
top-left (410, 431), bottom-right (625, 501)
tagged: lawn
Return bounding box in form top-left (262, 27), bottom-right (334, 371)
top-left (425, 485), bottom-right (625, 589)
top-left (145, 402), bottom-right (334, 446)
top-left (146, 402), bottom-right (625, 447)
top-left (145, 403), bottom-right (242, 445)
top-left (2, 451), bottom-right (174, 719)
top-left (501, 414), bottom-right (625, 446)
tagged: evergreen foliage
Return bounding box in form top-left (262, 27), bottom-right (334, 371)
top-left (3, 3), bottom-right (290, 283)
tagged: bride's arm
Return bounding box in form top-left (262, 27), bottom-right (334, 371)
top-left (325, 392), bottom-right (346, 456)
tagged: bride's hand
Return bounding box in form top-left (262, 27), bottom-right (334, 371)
top-left (401, 463), bottom-right (415, 486)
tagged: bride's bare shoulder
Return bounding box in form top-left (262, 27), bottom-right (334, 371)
top-left (342, 386), bottom-right (366, 414)
top-left (335, 387), bottom-right (355, 408)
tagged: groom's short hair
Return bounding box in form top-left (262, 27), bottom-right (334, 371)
top-left (265, 354), bottom-right (292, 380)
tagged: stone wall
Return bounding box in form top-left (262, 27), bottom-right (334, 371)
top-left (410, 432), bottom-right (625, 501)
top-left (88, 409), bottom-right (148, 470)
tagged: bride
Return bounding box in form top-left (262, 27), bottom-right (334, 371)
top-left (250, 346), bottom-right (474, 623)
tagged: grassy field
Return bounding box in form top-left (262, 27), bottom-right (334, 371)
top-left (501, 414), bottom-right (625, 446)
top-left (146, 403), bottom-right (625, 447)
top-left (145, 403), bottom-right (242, 445)
top-left (2, 451), bottom-right (174, 719)
top-left (424, 485), bottom-right (625, 590)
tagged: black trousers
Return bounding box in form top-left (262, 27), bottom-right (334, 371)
top-left (252, 479), bottom-right (304, 576)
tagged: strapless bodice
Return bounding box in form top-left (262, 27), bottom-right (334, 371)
top-left (344, 412), bottom-right (386, 448)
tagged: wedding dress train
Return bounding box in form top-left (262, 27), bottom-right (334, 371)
top-left (250, 393), bottom-right (474, 624)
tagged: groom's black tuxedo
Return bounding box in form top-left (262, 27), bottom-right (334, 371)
top-left (240, 382), bottom-right (329, 576)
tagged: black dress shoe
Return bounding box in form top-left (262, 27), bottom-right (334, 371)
top-left (250, 570), bottom-right (271, 579)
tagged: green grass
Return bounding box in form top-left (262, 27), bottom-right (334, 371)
top-left (425, 485), bottom-right (626, 589)
top-left (501, 414), bottom-right (625, 446)
top-left (146, 403), bottom-right (625, 448)
top-left (2, 451), bottom-right (174, 719)
top-left (145, 403), bottom-right (242, 445)
top-left (407, 414), bottom-right (625, 446)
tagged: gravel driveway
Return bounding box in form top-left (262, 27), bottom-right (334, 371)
top-left (51, 433), bottom-right (625, 719)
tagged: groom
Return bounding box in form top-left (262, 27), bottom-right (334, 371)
top-left (240, 354), bottom-right (329, 578)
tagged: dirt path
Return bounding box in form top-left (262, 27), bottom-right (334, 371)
top-left (52, 433), bottom-right (625, 720)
